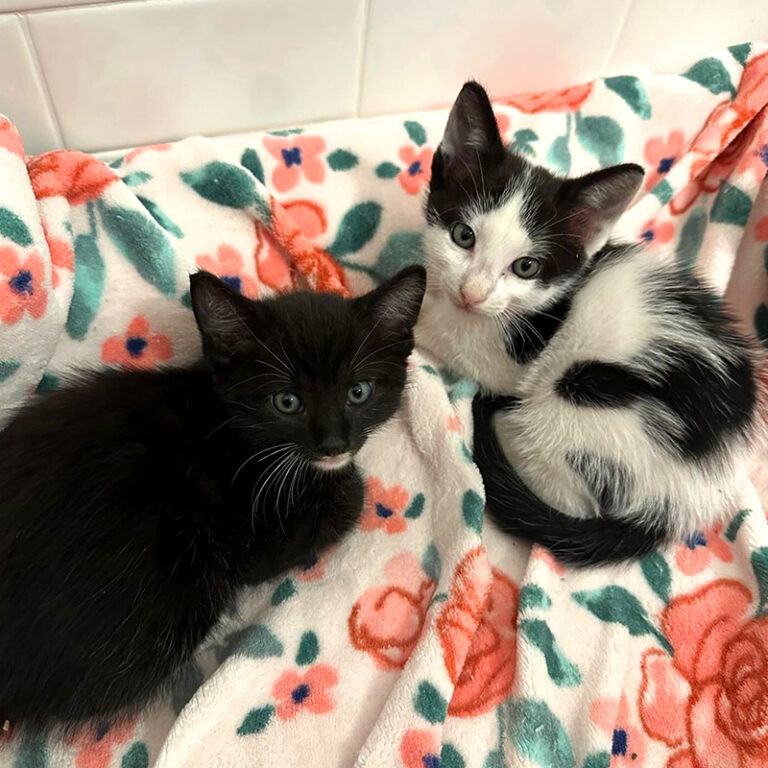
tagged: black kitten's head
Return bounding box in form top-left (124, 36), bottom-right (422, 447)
top-left (190, 267), bottom-right (426, 471)
top-left (425, 81), bottom-right (644, 318)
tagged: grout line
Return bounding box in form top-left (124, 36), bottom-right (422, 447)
top-left (353, 0), bottom-right (372, 117)
top-left (600, 0), bottom-right (635, 78)
top-left (17, 11), bottom-right (65, 148)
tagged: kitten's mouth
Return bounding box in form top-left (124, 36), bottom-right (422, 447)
top-left (312, 453), bottom-right (353, 471)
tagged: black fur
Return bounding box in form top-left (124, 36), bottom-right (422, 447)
top-left (472, 395), bottom-right (667, 565)
top-left (505, 294), bottom-right (573, 364)
top-left (0, 266), bottom-right (425, 729)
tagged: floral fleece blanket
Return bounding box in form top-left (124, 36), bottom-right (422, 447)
top-left (1, 41), bottom-right (768, 768)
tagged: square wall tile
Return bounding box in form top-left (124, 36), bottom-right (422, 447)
top-left (359, 0), bottom-right (633, 116)
top-left (0, 14), bottom-right (60, 154)
top-left (28, 0), bottom-right (365, 152)
top-left (607, 0), bottom-right (768, 76)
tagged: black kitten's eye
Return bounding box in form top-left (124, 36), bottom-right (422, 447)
top-left (450, 222), bottom-right (475, 250)
top-left (272, 391), bottom-right (302, 414)
top-left (509, 257), bottom-right (541, 279)
top-left (347, 381), bottom-right (373, 405)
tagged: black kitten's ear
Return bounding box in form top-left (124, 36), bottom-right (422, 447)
top-left (433, 81), bottom-right (505, 182)
top-left (356, 265), bottom-right (427, 337)
top-left (559, 164), bottom-right (644, 254)
top-left (190, 271), bottom-right (256, 365)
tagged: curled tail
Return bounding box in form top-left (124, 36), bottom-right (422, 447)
top-left (471, 394), bottom-right (667, 565)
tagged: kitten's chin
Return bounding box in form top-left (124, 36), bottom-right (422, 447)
top-left (312, 453), bottom-right (353, 472)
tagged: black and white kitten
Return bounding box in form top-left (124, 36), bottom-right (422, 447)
top-left (416, 81), bottom-right (761, 564)
top-left (0, 265), bottom-right (425, 728)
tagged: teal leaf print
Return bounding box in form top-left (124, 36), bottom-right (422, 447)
top-left (0, 361), bottom-right (20, 382)
top-left (405, 493), bottom-right (426, 520)
top-left (546, 135), bottom-right (571, 175)
top-left (519, 584), bottom-right (552, 613)
top-left (511, 129), bottom-right (538, 157)
top-left (121, 742), bottom-right (149, 768)
top-left (482, 751), bottom-right (504, 768)
top-left (170, 659), bottom-right (204, 713)
top-left (640, 552), bottom-right (671, 603)
top-left (376, 231), bottom-right (424, 279)
top-left (460, 441), bottom-right (473, 463)
top-left (710, 182), bottom-right (752, 226)
top-left (237, 705), bottom-right (274, 735)
top-left (582, 752), bottom-right (611, 768)
top-left (441, 744), bottom-right (466, 768)
top-left (327, 202), bottom-right (382, 258)
top-left (0, 207), bottom-right (33, 246)
top-left (422, 542), bottom-right (441, 581)
top-left (109, 156), bottom-right (124, 169)
top-left (327, 149), bottom-right (358, 171)
top-left (414, 680), bottom-right (447, 723)
top-left (121, 171), bottom-right (152, 187)
top-left (683, 57), bottom-right (737, 97)
top-left (66, 233), bottom-right (105, 340)
top-left (508, 698), bottom-right (575, 768)
top-left (725, 509), bottom-right (750, 542)
top-left (12, 733), bottom-right (48, 768)
top-left (728, 43), bottom-right (752, 67)
top-left (296, 631), bottom-right (319, 666)
top-left (520, 619), bottom-right (581, 686)
top-left (271, 577), bottom-right (297, 606)
top-left (754, 303), bottom-right (768, 348)
top-left (575, 116), bottom-right (624, 167)
top-left (573, 586), bottom-right (671, 652)
top-left (675, 209), bottom-right (707, 269)
top-left (651, 178), bottom-right (673, 204)
top-left (751, 547), bottom-right (768, 614)
top-left (180, 161), bottom-right (256, 208)
top-left (240, 148), bottom-right (265, 184)
top-left (36, 372), bottom-right (59, 391)
top-left (462, 489), bottom-right (484, 534)
top-left (604, 76), bottom-right (651, 119)
top-left (180, 290), bottom-right (192, 309)
top-left (375, 161), bottom-right (400, 179)
top-left (216, 624), bottom-right (284, 662)
top-left (98, 201), bottom-right (176, 295)
top-left (404, 120), bottom-right (428, 146)
top-left (136, 196), bottom-right (184, 239)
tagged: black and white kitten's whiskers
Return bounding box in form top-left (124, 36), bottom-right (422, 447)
top-left (416, 81), bottom-right (762, 564)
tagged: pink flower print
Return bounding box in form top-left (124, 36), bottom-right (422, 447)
top-left (360, 478), bottom-right (410, 534)
top-left (398, 145), bottom-right (433, 195)
top-left (263, 135), bottom-right (326, 192)
top-left (102, 315), bottom-right (172, 369)
top-left (590, 694), bottom-right (647, 767)
top-left (737, 126), bottom-right (768, 182)
top-left (531, 544), bottom-right (566, 575)
top-left (295, 545), bottom-right (336, 582)
top-left (272, 664), bottom-right (338, 720)
top-left (0, 116), bottom-right (24, 160)
top-left (446, 413), bottom-right (461, 432)
top-left (643, 130), bottom-right (685, 191)
top-left (42, 224), bottom-right (74, 289)
top-left (124, 143), bottom-right (171, 165)
top-left (400, 728), bottom-right (441, 768)
top-left (0, 247), bottom-right (47, 325)
top-left (639, 218), bottom-right (674, 249)
top-left (68, 718), bottom-right (135, 768)
top-left (495, 112), bottom-right (511, 139)
top-left (674, 523), bottom-right (733, 576)
top-left (196, 244), bottom-right (258, 298)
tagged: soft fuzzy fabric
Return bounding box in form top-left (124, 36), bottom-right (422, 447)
top-left (1, 41), bottom-right (768, 768)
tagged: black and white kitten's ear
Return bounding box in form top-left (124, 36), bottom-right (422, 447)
top-left (559, 164), bottom-right (644, 255)
top-left (433, 81), bottom-right (505, 182)
top-left (356, 266), bottom-right (427, 337)
top-left (190, 271), bottom-right (256, 366)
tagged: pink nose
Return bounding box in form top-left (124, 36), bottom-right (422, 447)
top-left (460, 288), bottom-right (481, 308)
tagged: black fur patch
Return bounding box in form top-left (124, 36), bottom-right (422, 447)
top-left (504, 294), bottom-right (573, 364)
top-left (566, 451), bottom-right (633, 514)
top-left (556, 360), bottom-right (648, 406)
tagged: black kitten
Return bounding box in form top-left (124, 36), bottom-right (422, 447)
top-left (0, 265), bottom-right (425, 729)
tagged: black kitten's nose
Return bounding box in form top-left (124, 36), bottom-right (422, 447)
top-left (319, 438), bottom-right (348, 457)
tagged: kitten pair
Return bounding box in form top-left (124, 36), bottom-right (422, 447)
top-left (417, 81), bottom-right (761, 564)
top-left (0, 265), bottom-right (425, 729)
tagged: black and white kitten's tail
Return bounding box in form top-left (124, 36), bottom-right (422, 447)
top-left (471, 395), bottom-right (667, 565)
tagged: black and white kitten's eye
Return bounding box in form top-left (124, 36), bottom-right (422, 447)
top-left (272, 391), bottom-right (303, 414)
top-left (347, 381), bottom-right (373, 405)
top-left (509, 257), bottom-right (541, 279)
top-left (450, 222), bottom-right (475, 250)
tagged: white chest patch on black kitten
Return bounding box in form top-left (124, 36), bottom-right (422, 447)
top-left (416, 81), bottom-right (763, 564)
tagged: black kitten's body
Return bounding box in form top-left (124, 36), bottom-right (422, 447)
top-left (0, 266), bottom-right (425, 728)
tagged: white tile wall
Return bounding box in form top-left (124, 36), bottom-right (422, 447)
top-left (1, 0), bottom-right (767, 155)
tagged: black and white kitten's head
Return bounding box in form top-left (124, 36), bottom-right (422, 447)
top-left (191, 266), bottom-right (426, 472)
top-left (426, 81), bottom-right (644, 318)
